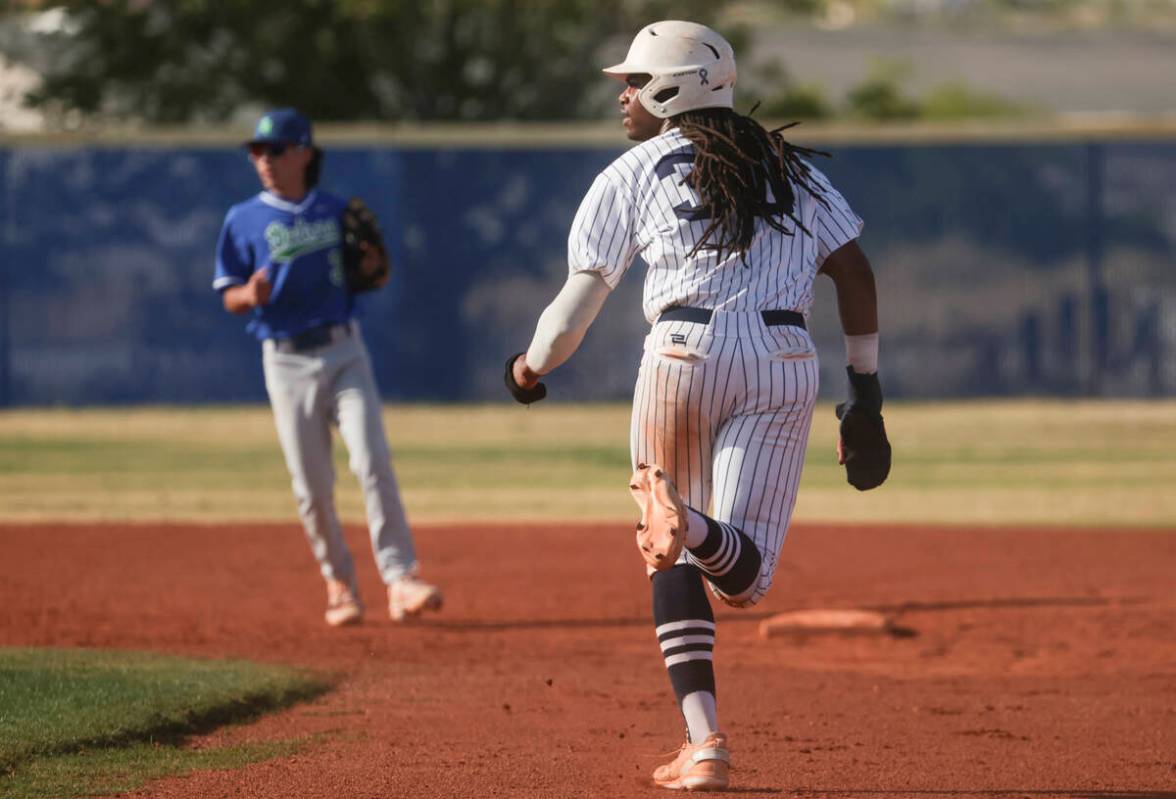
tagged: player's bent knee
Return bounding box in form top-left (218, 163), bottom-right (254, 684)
top-left (708, 572), bottom-right (772, 608)
top-left (709, 585), bottom-right (759, 608)
top-left (691, 529), bottom-right (763, 600)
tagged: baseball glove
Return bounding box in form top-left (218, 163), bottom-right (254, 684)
top-left (835, 366), bottom-right (892, 491)
top-left (504, 352), bottom-right (547, 405)
top-left (341, 197), bottom-right (390, 293)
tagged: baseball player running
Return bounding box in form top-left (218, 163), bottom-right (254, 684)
top-left (214, 108), bottom-right (442, 627)
top-left (505, 22), bottom-right (891, 791)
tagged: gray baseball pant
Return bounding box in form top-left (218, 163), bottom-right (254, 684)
top-left (262, 321), bottom-right (417, 591)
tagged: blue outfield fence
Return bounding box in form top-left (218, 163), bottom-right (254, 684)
top-left (0, 133), bottom-right (1173, 406)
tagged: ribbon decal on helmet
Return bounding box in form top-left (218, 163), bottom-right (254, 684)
top-left (698, 68), bottom-right (710, 86)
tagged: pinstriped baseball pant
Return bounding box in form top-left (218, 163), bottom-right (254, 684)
top-left (631, 309), bottom-right (819, 606)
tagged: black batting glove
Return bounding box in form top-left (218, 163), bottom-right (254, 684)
top-left (835, 366), bottom-right (891, 490)
top-left (504, 352), bottom-right (547, 405)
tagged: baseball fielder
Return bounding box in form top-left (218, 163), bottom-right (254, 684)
top-left (505, 22), bottom-right (890, 791)
top-left (213, 108), bottom-right (442, 627)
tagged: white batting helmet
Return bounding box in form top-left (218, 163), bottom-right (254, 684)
top-left (603, 20), bottom-right (737, 119)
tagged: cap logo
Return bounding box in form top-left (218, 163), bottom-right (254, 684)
top-left (698, 68), bottom-right (709, 86)
top-left (258, 117), bottom-right (274, 135)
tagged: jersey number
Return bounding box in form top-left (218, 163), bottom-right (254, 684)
top-left (654, 150), bottom-right (714, 222)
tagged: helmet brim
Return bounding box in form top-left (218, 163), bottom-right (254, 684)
top-left (602, 61), bottom-right (710, 80)
top-left (602, 62), bottom-right (639, 79)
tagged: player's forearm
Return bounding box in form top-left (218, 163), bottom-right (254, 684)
top-left (526, 307), bottom-right (589, 374)
top-left (835, 274), bottom-right (879, 373)
top-left (524, 271), bottom-right (611, 374)
top-left (821, 240), bottom-right (880, 373)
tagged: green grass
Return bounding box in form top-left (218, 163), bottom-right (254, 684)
top-left (0, 647), bottom-right (326, 798)
top-left (0, 400), bottom-right (1174, 526)
top-left (2, 739), bottom-right (307, 799)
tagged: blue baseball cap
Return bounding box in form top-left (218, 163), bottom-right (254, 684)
top-left (246, 107), bottom-right (313, 147)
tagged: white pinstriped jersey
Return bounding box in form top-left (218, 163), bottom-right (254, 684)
top-left (568, 128), bottom-right (863, 321)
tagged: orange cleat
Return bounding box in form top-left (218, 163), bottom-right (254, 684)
top-left (630, 463), bottom-right (689, 571)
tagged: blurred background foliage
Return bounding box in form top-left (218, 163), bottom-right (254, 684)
top-left (0, 0), bottom-right (1091, 127)
top-left (767, 0), bottom-right (1176, 29)
top-left (12, 0), bottom-right (744, 124)
top-left (1, 0), bottom-right (1173, 127)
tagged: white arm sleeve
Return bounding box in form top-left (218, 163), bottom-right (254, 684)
top-left (524, 270), bottom-right (612, 375)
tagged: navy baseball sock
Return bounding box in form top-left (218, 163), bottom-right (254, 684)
top-left (652, 564), bottom-right (718, 743)
top-left (687, 516), bottom-right (763, 601)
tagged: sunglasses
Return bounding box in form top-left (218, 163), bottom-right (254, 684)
top-left (248, 142), bottom-right (292, 158)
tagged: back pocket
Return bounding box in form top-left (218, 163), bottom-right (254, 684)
top-left (654, 345), bottom-right (709, 364)
top-left (768, 344), bottom-right (815, 362)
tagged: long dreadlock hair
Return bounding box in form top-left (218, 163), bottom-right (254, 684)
top-left (672, 106), bottom-right (830, 263)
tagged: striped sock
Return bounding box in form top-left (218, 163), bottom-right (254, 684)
top-left (652, 564), bottom-right (717, 741)
top-left (687, 516), bottom-right (763, 602)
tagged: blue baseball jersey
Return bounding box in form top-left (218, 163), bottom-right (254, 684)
top-left (214, 189), bottom-right (356, 341)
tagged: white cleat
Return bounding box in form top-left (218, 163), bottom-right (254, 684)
top-left (652, 732), bottom-right (731, 791)
top-left (388, 575), bottom-right (443, 622)
top-left (324, 579), bottom-right (363, 627)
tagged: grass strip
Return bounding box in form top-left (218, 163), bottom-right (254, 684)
top-left (0, 647), bottom-right (328, 798)
top-left (2, 739), bottom-right (308, 799)
top-left (1, 401), bottom-right (1174, 526)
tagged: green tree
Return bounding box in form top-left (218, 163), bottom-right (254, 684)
top-left (921, 81), bottom-right (1024, 120)
top-left (751, 59), bottom-right (833, 121)
top-left (843, 59), bottom-right (1025, 122)
top-left (845, 60), bottom-right (921, 121)
top-left (16, 0), bottom-right (743, 123)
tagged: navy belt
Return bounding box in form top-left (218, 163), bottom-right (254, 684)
top-left (658, 306), bottom-right (806, 330)
top-left (271, 322), bottom-right (352, 354)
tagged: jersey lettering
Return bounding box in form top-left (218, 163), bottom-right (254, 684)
top-left (653, 149), bottom-right (712, 222)
top-left (264, 217), bottom-right (341, 262)
top-left (214, 189), bottom-right (354, 341)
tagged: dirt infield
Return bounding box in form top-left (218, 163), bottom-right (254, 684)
top-left (2, 521), bottom-right (1175, 798)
